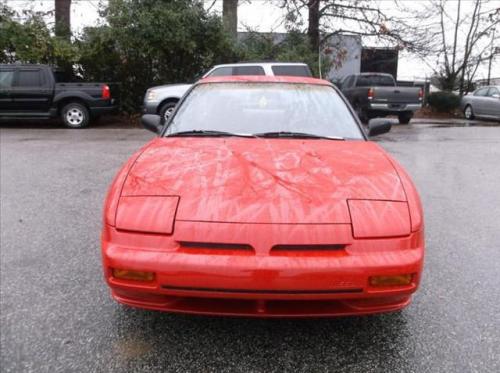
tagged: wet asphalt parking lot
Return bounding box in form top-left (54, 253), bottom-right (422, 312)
top-left (1, 119), bottom-right (500, 372)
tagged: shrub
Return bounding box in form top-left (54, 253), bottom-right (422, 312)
top-left (77, 0), bottom-right (237, 113)
top-left (427, 91), bottom-right (461, 113)
top-left (0, 5), bottom-right (78, 71)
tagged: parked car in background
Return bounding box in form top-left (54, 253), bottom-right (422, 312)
top-left (339, 73), bottom-right (423, 124)
top-left (0, 64), bottom-right (116, 128)
top-left (461, 86), bottom-right (500, 121)
top-left (142, 62), bottom-right (312, 121)
top-left (102, 75), bottom-right (424, 318)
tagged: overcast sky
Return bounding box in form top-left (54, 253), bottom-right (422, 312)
top-left (4, 0), bottom-right (499, 81)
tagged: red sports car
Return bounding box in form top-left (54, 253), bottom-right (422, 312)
top-left (101, 76), bottom-right (424, 317)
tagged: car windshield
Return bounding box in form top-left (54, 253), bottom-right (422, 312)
top-left (165, 83), bottom-right (364, 140)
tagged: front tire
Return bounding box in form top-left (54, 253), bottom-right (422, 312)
top-left (61, 102), bottom-right (90, 128)
top-left (398, 111), bottom-right (413, 124)
top-left (464, 105), bottom-right (475, 120)
top-left (354, 102), bottom-right (368, 124)
top-left (159, 101), bottom-right (177, 122)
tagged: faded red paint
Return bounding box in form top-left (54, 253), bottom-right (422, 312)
top-left (122, 138), bottom-right (406, 224)
top-left (101, 77), bottom-right (424, 317)
top-left (347, 200), bottom-right (411, 238)
top-left (200, 75), bottom-right (333, 86)
top-left (116, 196), bottom-right (179, 235)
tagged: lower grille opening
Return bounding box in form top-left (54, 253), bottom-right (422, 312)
top-left (271, 244), bottom-right (346, 251)
top-left (161, 285), bottom-right (362, 295)
top-left (178, 241), bottom-right (254, 253)
top-left (271, 244), bottom-right (346, 252)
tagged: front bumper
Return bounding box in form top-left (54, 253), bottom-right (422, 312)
top-left (102, 222), bottom-right (424, 317)
top-left (142, 101), bottom-right (159, 115)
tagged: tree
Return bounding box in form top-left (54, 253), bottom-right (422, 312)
top-left (55, 0), bottom-right (71, 38)
top-left (0, 5), bottom-right (77, 66)
top-left (238, 30), bottom-right (331, 76)
top-left (418, 0), bottom-right (499, 94)
top-left (78, 0), bottom-right (235, 112)
top-left (222, 0), bottom-right (238, 40)
top-left (307, 0), bottom-right (320, 53)
top-left (280, 0), bottom-right (427, 55)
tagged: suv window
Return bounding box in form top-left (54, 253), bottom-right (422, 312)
top-left (16, 70), bottom-right (42, 87)
top-left (232, 66), bottom-right (265, 75)
top-left (207, 67), bottom-right (233, 77)
top-left (207, 66), bottom-right (266, 77)
top-left (474, 87), bottom-right (489, 96)
top-left (0, 70), bottom-right (15, 89)
top-left (356, 75), bottom-right (395, 87)
top-left (271, 65), bottom-right (311, 77)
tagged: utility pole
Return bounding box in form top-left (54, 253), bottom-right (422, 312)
top-left (487, 29), bottom-right (496, 85)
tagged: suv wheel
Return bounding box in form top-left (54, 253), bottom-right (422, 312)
top-left (159, 102), bottom-right (177, 121)
top-left (61, 102), bottom-right (90, 128)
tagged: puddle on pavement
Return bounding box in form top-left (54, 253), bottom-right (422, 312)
top-left (428, 121), bottom-right (500, 128)
top-left (113, 337), bottom-right (153, 360)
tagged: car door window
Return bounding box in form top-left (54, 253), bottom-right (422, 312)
top-left (474, 87), bottom-right (489, 96)
top-left (0, 70), bottom-right (15, 89)
top-left (16, 70), bottom-right (43, 87)
top-left (487, 87), bottom-right (499, 97)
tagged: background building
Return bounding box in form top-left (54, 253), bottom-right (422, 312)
top-left (238, 32), bottom-right (400, 82)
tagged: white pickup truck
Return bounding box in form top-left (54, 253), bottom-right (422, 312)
top-left (142, 62), bottom-right (312, 120)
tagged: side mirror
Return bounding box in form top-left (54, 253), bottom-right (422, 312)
top-left (367, 118), bottom-right (392, 137)
top-left (492, 93), bottom-right (500, 99)
top-left (141, 114), bottom-right (162, 134)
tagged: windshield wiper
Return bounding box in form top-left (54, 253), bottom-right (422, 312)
top-left (253, 131), bottom-right (345, 140)
top-left (167, 130), bottom-right (256, 138)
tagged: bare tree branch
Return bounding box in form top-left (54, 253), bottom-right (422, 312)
top-left (206, 0), bottom-right (217, 12)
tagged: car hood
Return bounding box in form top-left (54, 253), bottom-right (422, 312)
top-left (121, 138), bottom-right (405, 224)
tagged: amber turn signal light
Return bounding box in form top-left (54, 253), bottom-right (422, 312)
top-left (112, 268), bottom-right (155, 282)
top-left (369, 274), bottom-right (413, 287)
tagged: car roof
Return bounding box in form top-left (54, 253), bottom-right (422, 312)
top-left (198, 75), bottom-right (332, 85)
top-left (475, 85), bottom-right (500, 90)
top-left (212, 62), bottom-right (308, 68)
